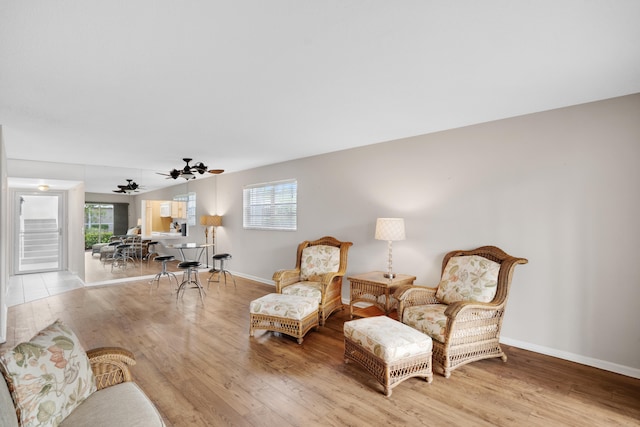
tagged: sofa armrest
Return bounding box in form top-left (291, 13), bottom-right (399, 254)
top-left (86, 347), bottom-right (136, 390)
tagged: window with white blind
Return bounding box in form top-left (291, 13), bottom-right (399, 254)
top-left (174, 192), bottom-right (196, 226)
top-left (243, 179), bottom-right (297, 231)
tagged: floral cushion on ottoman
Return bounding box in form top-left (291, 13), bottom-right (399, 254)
top-left (299, 245), bottom-right (340, 281)
top-left (435, 255), bottom-right (500, 304)
top-left (343, 316), bottom-right (432, 363)
top-left (250, 294), bottom-right (319, 320)
top-left (0, 320), bottom-right (96, 427)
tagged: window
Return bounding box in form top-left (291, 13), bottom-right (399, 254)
top-left (243, 179), bottom-right (297, 231)
top-left (84, 203), bottom-right (114, 249)
top-left (174, 192), bottom-right (196, 226)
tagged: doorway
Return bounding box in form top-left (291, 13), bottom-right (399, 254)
top-left (14, 192), bottom-right (64, 274)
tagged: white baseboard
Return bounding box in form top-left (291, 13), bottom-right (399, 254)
top-left (229, 271), bottom-right (274, 286)
top-left (85, 274), bottom-right (156, 287)
top-left (500, 336), bottom-right (640, 380)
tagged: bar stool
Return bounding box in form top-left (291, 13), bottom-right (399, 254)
top-left (111, 244), bottom-right (134, 271)
top-left (145, 241), bottom-right (160, 266)
top-left (177, 261), bottom-right (205, 303)
top-left (149, 255), bottom-right (177, 291)
top-left (207, 253), bottom-right (236, 288)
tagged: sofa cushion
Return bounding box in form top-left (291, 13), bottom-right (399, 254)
top-left (435, 255), bottom-right (500, 304)
top-left (0, 375), bottom-right (19, 427)
top-left (126, 227), bottom-right (141, 235)
top-left (60, 382), bottom-right (164, 427)
top-left (0, 320), bottom-right (96, 427)
top-left (300, 245), bottom-right (340, 281)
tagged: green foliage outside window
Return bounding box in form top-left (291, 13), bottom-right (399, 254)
top-left (84, 230), bottom-right (113, 249)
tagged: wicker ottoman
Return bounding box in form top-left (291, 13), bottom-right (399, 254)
top-left (249, 293), bottom-right (319, 344)
top-left (344, 316), bottom-right (433, 396)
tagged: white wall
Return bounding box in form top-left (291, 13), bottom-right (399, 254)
top-left (67, 184), bottom-right (85, 279)
top-left (214, 94), bottom-right (640, 376)
top-left (0, 129), bottom-right (8, 343)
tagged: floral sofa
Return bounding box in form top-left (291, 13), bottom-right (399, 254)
top-left (0, 320), bottom-right (164, 427)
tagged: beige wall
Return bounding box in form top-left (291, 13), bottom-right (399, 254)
top-left (214, 94), bottom-right (640, 376)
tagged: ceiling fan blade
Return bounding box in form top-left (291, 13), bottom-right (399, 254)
top-left (157, 169), bottom-right (181, 179)
top-left (208, 169), bottom-right (224, 174)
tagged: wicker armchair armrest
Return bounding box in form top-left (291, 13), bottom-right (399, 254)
top-left (272, 269), bottom-right (301, 291)
top-left (396, 285), bottom-right (439, 320)
top-left (396, 285), bottom-right (438, 304)
top-left (319, 271), bottom-right (343, 287)
top-left (86, 347), bottom-right (136, 390)
top-left (444, 300), bottom-right (502, 318)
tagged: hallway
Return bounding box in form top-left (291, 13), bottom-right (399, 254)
top-left (7, 252), bottom-right (218, 306)
top-left (6, 270), bottom-right (84, 307)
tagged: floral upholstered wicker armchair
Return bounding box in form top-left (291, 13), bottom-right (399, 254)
top-left (395, 246), bottom-right (527, 378)
top-left (273, 236), bottom-right (353, 326)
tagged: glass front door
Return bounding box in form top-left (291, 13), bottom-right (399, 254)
top-left (15, 192), bottom-right (64, 274)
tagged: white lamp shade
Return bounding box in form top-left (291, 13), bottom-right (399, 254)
top-left (375, 218), bottom-right (406, 241)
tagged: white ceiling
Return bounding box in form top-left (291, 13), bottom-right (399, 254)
top-left (1, 1), bottom-right (639, 194)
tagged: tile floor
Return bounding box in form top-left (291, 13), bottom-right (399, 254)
top-left (6, 271), bottom-right (85, 307)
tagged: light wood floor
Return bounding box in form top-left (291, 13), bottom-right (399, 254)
top-left (2, 275), bottom-right (639, 426)
top-left (84, 251), bottom-right (186, 284)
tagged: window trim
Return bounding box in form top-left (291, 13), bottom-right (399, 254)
top-left (243, 179), bottom-right (297, 231)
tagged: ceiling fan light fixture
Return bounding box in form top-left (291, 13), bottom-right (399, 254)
top-left (158, 157), bottom-right (223, 180)
top-left (113, 179), bottom-right (143, 193)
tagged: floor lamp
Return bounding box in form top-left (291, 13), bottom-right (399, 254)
top-left (374, 218), bottom-right (406, 279)
top-left (200, 215), bottom-right (222, 268)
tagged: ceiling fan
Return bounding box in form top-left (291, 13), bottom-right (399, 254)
top-left (157, 158), bottom-right (224, 180)
top-left (112, 179), bottom-right (143, 194)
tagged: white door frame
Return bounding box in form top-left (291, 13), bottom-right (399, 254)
top-left (12, 190), bottom-right (66, 275)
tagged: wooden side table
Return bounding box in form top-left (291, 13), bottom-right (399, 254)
top-left (348, 271), bottom-right (416, 318)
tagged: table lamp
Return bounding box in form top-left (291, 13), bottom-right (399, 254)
top-left (375, 218), bottom-right (406, 279)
